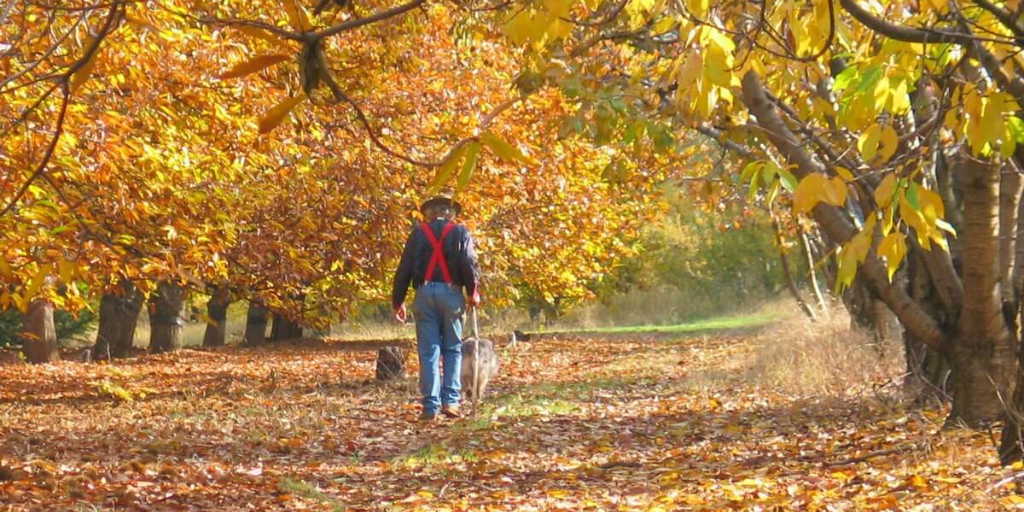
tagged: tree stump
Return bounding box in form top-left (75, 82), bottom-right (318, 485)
top-left (376, 347), bottom-right (406, 381)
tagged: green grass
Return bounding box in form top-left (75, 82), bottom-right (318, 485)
top-left (541, 312), bottom-right (775, 335)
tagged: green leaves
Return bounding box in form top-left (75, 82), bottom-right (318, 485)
top-left (218, 54), bottom-right (290, 80)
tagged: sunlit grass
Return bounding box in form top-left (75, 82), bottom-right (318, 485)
top-left (542, 312), bottom-right (776, 335)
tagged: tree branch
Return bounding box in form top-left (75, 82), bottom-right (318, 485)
top-left (838, 0), bottom-right (1003, 45)
top-left (312, 0), bottom-right (428, 39)
top-left (741, 70), bottom-right (947, 349)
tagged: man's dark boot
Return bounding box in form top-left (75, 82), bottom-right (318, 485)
top-left (419, 410), bottom-right (437, 422)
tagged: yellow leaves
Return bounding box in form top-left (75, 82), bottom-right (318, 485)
top-left (504, 0), bottom-right (576, 48)
top-left (878, 232), bottom-right (907, 281)
top-left (217, 54), bottom-right (290, 79)
top-left (284, 0), bottom-right (313, 32)
top-left (58, 259), bottom-right (75, 285)
top-left (258, 95), bottom-right (306, 134)
top-left (503, 10), bottom-right (538, 47)
top-left (879, 125), bottom-right (899, 162)
top-left (25, 265), bottom-right (48, 300)
top-left (875, 174), bottom-right (897, 208)
top-left (625, 0), bottom-right (656, 29)
top-left (835, 216), bottom-right (875, 292)
top-left (857, 124), bottom-right (881, 162)
top-left (793, 174), bottom-right (847, 215)
top-left (856, 123), bottom-right (899, 164)
top-left (455, 141), bottom-right (481, 193)
top-left (822, 177), bottom-right (848, 207)
top-left (673, 27), bottom-right (737, 117)
top-left (0, 255), bottom-right (11, 279)
top-left (964, 89), bottom-right (1016, 155)
top-left (920, 0), bottom-right (949, 14)
top-left (834, 166), bottom-right (855, 181)
top-left (897, 183), bottom-right (954, 251)
top-left (428, 144), bottom-right (468, 195)
top-left (480, 131), bottom-right (536, 166)
top-left (687, 0), bottom-right (710, 17)
top-left (234, 26), bottom-right (284, 45)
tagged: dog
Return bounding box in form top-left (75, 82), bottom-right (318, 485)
top-left (461, 337), bottom-right (500, 401)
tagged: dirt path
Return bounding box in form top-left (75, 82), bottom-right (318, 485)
top-left (0, 332), bottom-right (1013, 510)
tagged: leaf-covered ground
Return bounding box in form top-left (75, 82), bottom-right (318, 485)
top-left (0, 326), bottom-right (1019, 511)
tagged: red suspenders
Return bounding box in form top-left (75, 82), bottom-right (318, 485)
top-left (420, 222), bottom-right (456, 284)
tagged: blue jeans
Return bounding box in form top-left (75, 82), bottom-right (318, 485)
top-left (413, 282), bottom-right (464, 414)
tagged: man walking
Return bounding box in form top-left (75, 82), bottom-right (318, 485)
top-left (392, 192), bottom-right (480, 421)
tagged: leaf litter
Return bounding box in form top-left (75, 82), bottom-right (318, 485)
top-left (0, 331), bottom-right (1017, 511)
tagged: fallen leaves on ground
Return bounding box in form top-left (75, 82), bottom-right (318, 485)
top-left (0, 332), bottom-right (1016, 510)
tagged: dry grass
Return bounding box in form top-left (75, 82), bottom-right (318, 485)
top-left (747, 311), bottom-right (905, 398)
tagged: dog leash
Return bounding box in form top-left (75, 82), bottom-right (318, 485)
top-left (471, 305), bottom-right (480, 417)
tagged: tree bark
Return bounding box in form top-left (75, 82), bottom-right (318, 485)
top-left (202, 287), bottom-right (231, 347)
top-left (270, 314), bottom-right (303, 341)
top-left (21, 299), bottom-right (58, 364)
top-left (243, 300), bottom-right (268, 346)
top-left (93, 280), bottom-right (143, 359)
top-left (904, 250), bottom-right (952, 403)
top-left (948, 155), bottom-right (1016, 426)
top-left (149, 280), bottom-right (185, 354)
top-left (999, 166), bottom-right (1022, 306)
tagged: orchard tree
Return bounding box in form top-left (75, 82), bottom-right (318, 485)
top-left (1, 0), bottom-right (660, 356)
top-left (469, 0), bottom-right (1024, 460)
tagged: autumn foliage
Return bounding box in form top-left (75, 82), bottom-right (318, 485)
top-left (9, 0), bottom-right (1024, 507)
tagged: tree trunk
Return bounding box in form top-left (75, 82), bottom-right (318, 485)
top-left (202, 287), bottom-right (231, 347)
top-left (270, 314), bottom-right (303, 341)
top-left (93, 280), bottom-right (143, 359)
top-left (999, 166), bottom-right (1022, 306)
top-left (243, 300), bottom-right (268, 346)
top-left (903, 249), bottom-right (953, 402)
top-left (149, 280), bottom-right (185, 354)
top-left (948, 156), bottom-right (1016, 426)
top-left (21, 299), bottom-right (58, 364)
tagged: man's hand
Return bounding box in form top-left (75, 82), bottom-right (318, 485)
top-left (469, 290), bottom-right (481, 307)
top-left (394, 303), bottom-right (408, 324)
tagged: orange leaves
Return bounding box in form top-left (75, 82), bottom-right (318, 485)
top-left (217, 54), bottom-right (290, 79)
top-left (258, 95), bottom-right (306, 134)
top-left (0, 329), bottom-right (1012, 510)
top-left (69, 50), bottom-right (99, 94)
